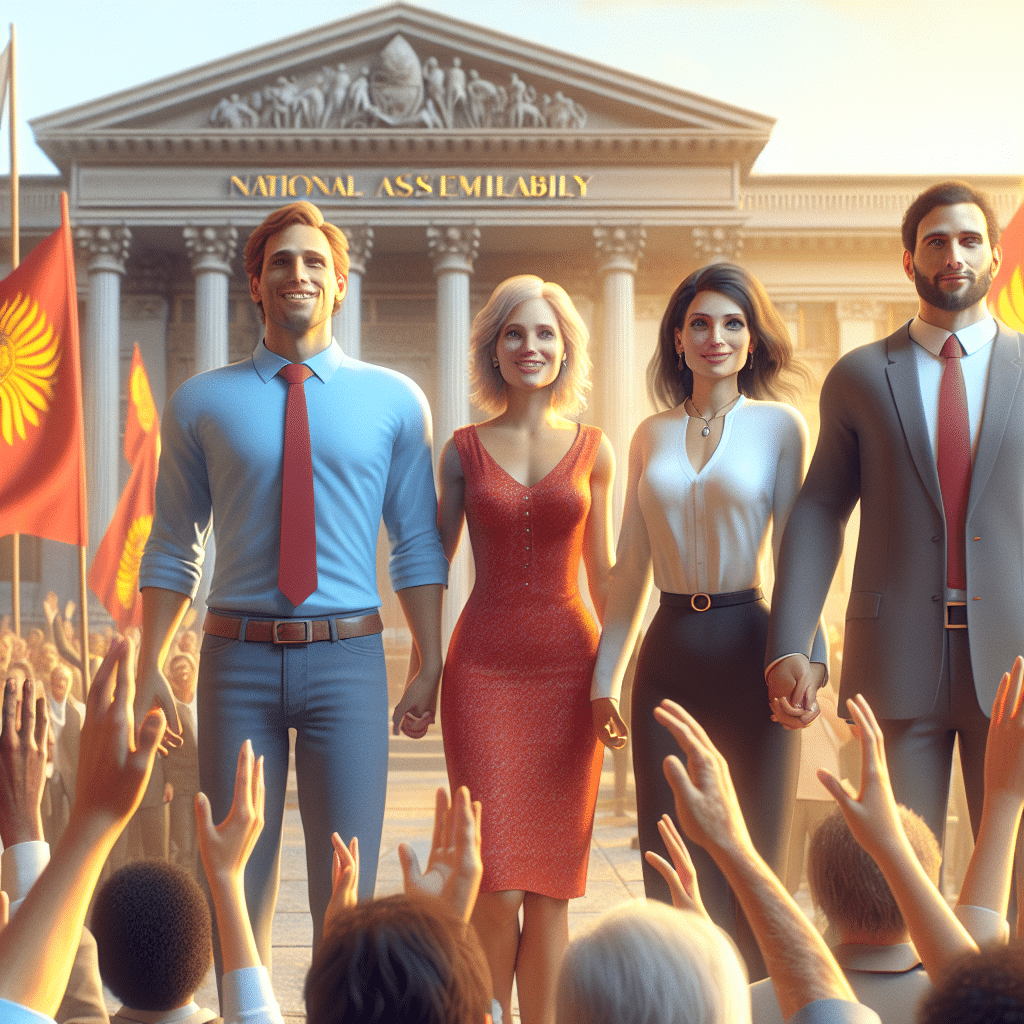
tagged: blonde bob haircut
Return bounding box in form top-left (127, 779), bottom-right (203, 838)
top-left (470, 275), bottom-right (592, 416)
top-left (556, 901), bottom-right (751, 1024)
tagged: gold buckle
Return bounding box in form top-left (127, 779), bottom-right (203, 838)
top-left (272, 619), bottom-right (311, 643)
top-left (690, 593), bottom-right (712, 612)
top-left (945, 602), bottom-right (967, 629)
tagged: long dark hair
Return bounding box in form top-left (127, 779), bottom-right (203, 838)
top-left (647, 262), bottom-right (808, 411)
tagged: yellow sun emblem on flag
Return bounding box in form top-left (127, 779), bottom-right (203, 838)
top-left (130, 362), bottom-right (157, 433)
top-left (116, 515), bottom-right (153, 610)
top-left (0, 293), bottom-right (61, 446)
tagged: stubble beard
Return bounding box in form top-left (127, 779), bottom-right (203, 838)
top-left (913, 261), bottom-right (993, 313)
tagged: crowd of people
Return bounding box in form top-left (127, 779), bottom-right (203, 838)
top-left (0, 596), bottom-right (201, 878)
top-left (1, 176), bottom-right (1023, 1023)
top-left (0, 639), bottom-right (1022, 1023)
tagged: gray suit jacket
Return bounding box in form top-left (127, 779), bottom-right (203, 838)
top-left (767, 321), bottom-right (1024, 719)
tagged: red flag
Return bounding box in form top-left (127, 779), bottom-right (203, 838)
top-left (989, 203), bottom-right (1024, 331)
top-left (0, 193), bottom-right (87, 546)
top-left (88, 349), bottom-right (160, 629)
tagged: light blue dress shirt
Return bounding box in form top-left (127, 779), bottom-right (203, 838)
top-left (140, 339), bottom-right (448, 617)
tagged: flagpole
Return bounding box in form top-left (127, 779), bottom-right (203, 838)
top-left (7, 23), bottom-right (20, 636)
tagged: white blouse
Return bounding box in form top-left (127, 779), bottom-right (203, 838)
top-left (592, 397), bottom-right (814, 701)
top-left (639, 397), bottom-right (809, 594)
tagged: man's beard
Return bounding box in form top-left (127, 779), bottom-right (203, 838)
top-left (913, 261), bottom-right (993, 312)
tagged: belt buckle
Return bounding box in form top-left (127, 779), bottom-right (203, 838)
top-left (272, 619), bottom-right (311, 643)
top-left (690, 593), bottom-right (712, 613)
top-left (945, 601), bottom-right (967, 629)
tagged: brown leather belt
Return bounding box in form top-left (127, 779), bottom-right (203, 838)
top-left (203, 611), bottom-right (383, 644)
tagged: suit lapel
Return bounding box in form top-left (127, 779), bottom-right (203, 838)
top-left (968, 324), bottom-right (1024, 516)
top-left (884, 324), bottom-right (943, 513)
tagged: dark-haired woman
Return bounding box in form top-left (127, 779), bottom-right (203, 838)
top-left (590, 262), bottom-right (824, 979)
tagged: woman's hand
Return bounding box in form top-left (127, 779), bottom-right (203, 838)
top-left (592, 697), bottom-right (628, 749)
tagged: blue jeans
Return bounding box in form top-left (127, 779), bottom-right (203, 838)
top-left (197, 626), bottom-right (389, 972)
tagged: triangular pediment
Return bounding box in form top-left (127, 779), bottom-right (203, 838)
top-left (32, 3), bottom-right (773, 171)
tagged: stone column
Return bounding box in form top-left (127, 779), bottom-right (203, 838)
top-left (76, 224), bottom-right (131, 562)
top-left (776, 301), bottom-right (801, 352)
top-left (334, 226), bottom-right (373, 359)
top-left (427, 225), bottom-right (480, 643)
top-left (184, 225), bottom-right (238, 375)
top-left (594, 226), bottom-right (646, 531)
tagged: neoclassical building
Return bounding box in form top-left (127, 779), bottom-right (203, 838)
top-left (2, 2), bottom-right (1022, 652)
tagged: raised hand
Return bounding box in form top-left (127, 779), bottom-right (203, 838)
top-left (0, 676), bottom-right (49, 846)
top-left (644, 813), bottom-right (708, 917)
top-left (75, 636), bottom-right (166, 833)
top-left (323, 832), bottom-right (359, 939)
top-left (398, 786), bottom-right (482, 922)
top-left (654, 699), bottom-right (753, 858)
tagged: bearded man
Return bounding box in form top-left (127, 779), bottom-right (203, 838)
top-left (766, 180), bottom-right (1023, 849)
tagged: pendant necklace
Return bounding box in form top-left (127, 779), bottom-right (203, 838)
top-left (685, 394), bottom-right (741, 437)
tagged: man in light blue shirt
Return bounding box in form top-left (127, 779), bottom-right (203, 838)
top-left (137, 201), bottom-right (448, 973)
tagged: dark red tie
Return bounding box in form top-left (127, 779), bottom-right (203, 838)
top-left (278, 363), bottom-right (317, 606)
top-left (937, 335), bottom-right (971, 590)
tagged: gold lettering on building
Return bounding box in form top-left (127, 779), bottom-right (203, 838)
top-left (230, 171), bottom-right (593, 200)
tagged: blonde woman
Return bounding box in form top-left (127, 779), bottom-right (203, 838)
top-left (438, 275), bottom-right (614, 1024)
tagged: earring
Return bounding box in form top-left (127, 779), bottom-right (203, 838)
top-left (562, 355), bottom-right (567, 366)
top-left (746, 349), bottom-right (754, 370)
top-left (677, 351), bottom-right (684, 371)
top-left (491, 357), bottom-right (499, 368)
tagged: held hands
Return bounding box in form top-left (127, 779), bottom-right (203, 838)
top-left (592, 697), bottom-right (628, 750)
top-left (644, 813), bottom-right (708, 918)
top-left (392, 673), bottom-right (440, 739)
top-left (399, 786), bottom-right (483, 923)
top-left (767, 655), bottom-right (825, 729)
top-left (0, 676), bottom-right (49, 846)
top-left (74, 636), bottom-right (167, 836)
top-left (134, 661), bottom-right (182, 749)
top-left (654, 699), bottom-right (753, 859)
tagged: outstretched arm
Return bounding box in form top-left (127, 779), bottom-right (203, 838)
top-left (590, 425), bottom-right (654, 748)
top-left (136, 586), bottom-right (190, 741)
top-left (196, 739), bottom-right (266, 974)
top-left (817, 693), bottom-right (977, 978)
top-left (655, 699), bottom-right (856, 1019)
top-left (956, 657), bottom-right (1024, 938)
top-left (391, 584), bottom-right (444, 738)
top-left (0, 638), bottom-right (165, 1017)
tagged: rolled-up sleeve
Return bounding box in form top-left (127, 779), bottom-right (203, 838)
top-left (139, 386), bottom-right (213, 598)
top-left (381, 378), bottom-right (448, 592)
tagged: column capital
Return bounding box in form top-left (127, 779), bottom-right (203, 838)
top-left (427, 225), bottom-right (480, 276)
top-left (184, 224), bottom-right (238, 276)
top-left (75, 224), bottom-right (131, 275)
top-left (691, 226), bottom-right (744, 262)
top-left (594, 226), bottom-right (646, 274)
top-left (836, 298), bottom-right (887, 321)
top-left (341, 225), bottom-right (374, 277)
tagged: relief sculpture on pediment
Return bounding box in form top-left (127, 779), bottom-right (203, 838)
top-left (208, 34), bottom-right (586, 132)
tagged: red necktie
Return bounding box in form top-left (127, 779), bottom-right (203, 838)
top-left (937, 335), bottom-right (971, 590)
top-left (278, 363), bottom-right (317, 606)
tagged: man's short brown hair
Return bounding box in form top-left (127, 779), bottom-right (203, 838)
top-left (243, 201), bottom-right (350, 315)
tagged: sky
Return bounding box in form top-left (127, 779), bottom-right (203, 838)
top-left (2, 0), bottom-right (1023, 179)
